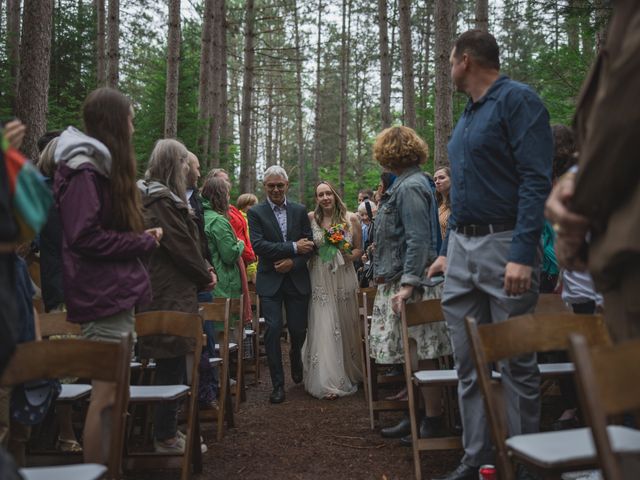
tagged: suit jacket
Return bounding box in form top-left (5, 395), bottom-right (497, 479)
top-left (247, 199), bottom-right (312, 297)
top-left (572, 0), bottom-right (640, 291)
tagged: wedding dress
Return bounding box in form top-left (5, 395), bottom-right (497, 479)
top-left (302, 219), bottom-right (363, 399)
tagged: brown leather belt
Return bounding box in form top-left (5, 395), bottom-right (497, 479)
top-left (455, 222), bottom-right (515, 237)
top-left (374, 276), bottom-right (386, 285)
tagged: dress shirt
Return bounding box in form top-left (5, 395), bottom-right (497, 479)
top-left (443, 75), bottom-right (552, 266)
top-left (267, 196), bottom-right (297, 253)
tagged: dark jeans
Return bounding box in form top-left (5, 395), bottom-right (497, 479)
top-left (260, 276), bottom-right (309, 388)
top-left (154, 355), bottom-right (186, 441)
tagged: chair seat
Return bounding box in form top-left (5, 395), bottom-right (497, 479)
top-left (20, 464), bottom-right (107, 480)
top-left (539, 362), bottom-right (574, 376)
top-left (58, 384), bottom-right (92, 401)
top-left (130, 361), bottom-right (142, 369)
top-left (259, 318), bottom-right (265, 324)
top-left (413, 369), bottom-right (501, 385)
top-left (215, 343), bottom-right (238, 353)
top-left (209, 357), bottom-right (223, 367)
top-left (506, 426), bottom-right (640, 469)
top-left (129, 385), bottom-right (190, 402)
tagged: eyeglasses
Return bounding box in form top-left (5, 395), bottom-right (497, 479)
top-left (265, 183), bottom-right (287, 191)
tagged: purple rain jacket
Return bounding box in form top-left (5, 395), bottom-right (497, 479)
top-left (53, 127), bottom-right (156, 323)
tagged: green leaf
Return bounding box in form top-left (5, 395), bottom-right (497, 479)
top-left (318, 244), bottom-right (338, 263)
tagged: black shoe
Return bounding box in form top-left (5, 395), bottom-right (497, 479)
top-left (431, 463), bottom-right (476, 480)
top-left (269, 385), bottom-right (285, 404)
top-left (399, 416), bottom-right (446, 446)
top-left (289, 350), bottom-right (303, 384)
top-left (380, 416), bottom-right (411, 438)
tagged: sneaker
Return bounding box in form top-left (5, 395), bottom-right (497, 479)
top-left (176, 431), bottom-right (208, 454)
top-left (154, 435), bottom-right (186, 454)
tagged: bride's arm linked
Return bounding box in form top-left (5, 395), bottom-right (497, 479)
top-left (345, 212), bottom-right (362, 263)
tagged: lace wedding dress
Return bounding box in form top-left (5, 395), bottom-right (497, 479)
top-left (302, 219), bottom-right (364, 399)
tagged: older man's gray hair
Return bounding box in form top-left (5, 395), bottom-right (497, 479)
top-left (263, 165), bottom-right (288, 182)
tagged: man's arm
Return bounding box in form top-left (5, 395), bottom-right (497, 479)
top-left (248, 206), bottom-right (295, 260)
top-left (291, 205), bottom-right (314, 271)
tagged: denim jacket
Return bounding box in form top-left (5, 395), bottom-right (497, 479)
top-left (373, 166), bottom-right (439, 287)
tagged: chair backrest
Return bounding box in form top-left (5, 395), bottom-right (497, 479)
top-left (1, 335), bottom-right (132, 477)
top-left (38, 311), bottom-right (81, 337)
top-left (465, 313), bottom-right (612, 480)
top-left (200, 299), bottom-right (232, 354)
top-left (570, 335), bottom-right (640, 480)
top-left (358, 287), bottom-right (377, 312)
top-left (400, 298), bottom-right (446, 372)
top-left (535, 293), bottom-right (572, 315)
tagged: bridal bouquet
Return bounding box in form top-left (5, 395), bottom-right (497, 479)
top-left (318, 223), bottom-right (352, 263)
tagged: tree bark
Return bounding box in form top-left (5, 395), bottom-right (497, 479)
top-left (377, 0), bottom-right (391, 129)
top-left (197, 0), bottom-right (215, 166)
top-left (16, 0), bottom-right (54, 160)
top-left (6, 0), bottom-right (21, 107)
top-left (434, 0), bottom-right (454, 169)
top-left (266, 79), bottom-right (275, 167)
top-left (106, 0), bottom-right (119, 87)
top-left (218, 0), bottom-right (230, 165)
top-left (417, 0), bottom-right (432, 133)
top-left (312, 0), bottom-right (322, 188)
top-left (338, 0), bottom-right (351, 197)
top-left (566, 0), bottom-right (580, 52)
top-left (209, 0), bottom-right (222, 167)
top-left (164, 0), bottom-right (181, 139)
top-left (398, 0), bottom-right (416, 129)
top-left (474, 0), bottom-right (488, 32)
top-left (293, 0), bottom-right (305, 201)
top-left (96, 0), bottom-right (106, 85)
top-left (239, 0), bottom-right (255, 193)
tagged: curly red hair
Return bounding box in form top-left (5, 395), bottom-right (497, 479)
top-left (372, 126), bottom-right (429, 171)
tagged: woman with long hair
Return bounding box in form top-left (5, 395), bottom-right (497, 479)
top-left (433, 166), bottom-right (451, 239)
top-left (54, 87), bottom-right (160, 464)
top-left (302, 181), bottom-right (363, 400)
top-left (137, 139), bottom-right (214, 453)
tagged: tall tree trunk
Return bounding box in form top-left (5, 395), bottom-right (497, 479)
top-left (164, 0), bottom-right (181, 138)
top-left (566, 0), bottom-right (580, 52)
top-left (218, 0), bottom-right (230, 165)
top-left (106, 0), bottom-right (119, 87)
top-left (594, 0), bottom-right (612, 52)
top-left (239, 0), bottom-right (255, 193)
top-left (16, 0), bottom-right (54, 160)
top-left (398, 0), bottom-right (416, 129)
top-left (474, 0), bottom-right (488, 32)
top-left (266, 79), bottom-right (275, 167)
top-left (6, 0), bottom-right (21, 108)
top-left (95, 0), bottom-right (106, 85)
top-left (293, 0), bottom-right (305, 201)
top-left (209, 0), bottom-right (223, 167)
top-left (433, 0), bottom-right (454, 168)
top-left (197, 0), bottom-right (215, 166)
top-left (338, 0), bottom-right (351, 197)
top-left (417, 0), bottom-right (432, 133)
top-left (377, 0), bottom-right (391, 129)
top-left (312, 0), bottom-right (322, 188)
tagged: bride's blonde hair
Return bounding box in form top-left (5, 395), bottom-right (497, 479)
top-left (313, 181), bottom-right (349, 228)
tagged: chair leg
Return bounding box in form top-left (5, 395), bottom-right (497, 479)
top-left (368, 359), bottom-right (377, 430)
top-left (408, 384), bottom-right (422, 480)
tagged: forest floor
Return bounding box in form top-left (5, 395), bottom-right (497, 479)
top-left (128, 341), bottom-right (461, 480)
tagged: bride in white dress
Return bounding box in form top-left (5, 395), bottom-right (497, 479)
top-left (302, 181), bottom-right (364, 400)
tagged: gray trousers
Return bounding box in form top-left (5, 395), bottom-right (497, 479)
top-left (442, 230), bottom-right (541, 467)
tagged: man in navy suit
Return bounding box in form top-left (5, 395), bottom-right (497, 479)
top-left (248, 166), bottom-right (314, 404)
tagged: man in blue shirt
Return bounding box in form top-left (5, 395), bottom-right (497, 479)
top-left (428, 30), bottom-right (552, 480)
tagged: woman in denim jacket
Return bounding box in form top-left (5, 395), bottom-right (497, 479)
top-left (369, 126), bottom-right (452, 444)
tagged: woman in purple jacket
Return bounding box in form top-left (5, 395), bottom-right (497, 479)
top-left (54, 88), bottom-right (160, 465)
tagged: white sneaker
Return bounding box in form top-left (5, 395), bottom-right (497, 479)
top-left (153, 435), bottom-right (186, 454)
top-left (176, 430), bottom-right (207, 454)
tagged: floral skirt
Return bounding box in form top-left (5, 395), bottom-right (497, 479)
top-left (369, 279), bottom-right (452, 364)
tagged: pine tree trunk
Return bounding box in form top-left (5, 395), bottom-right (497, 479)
top-left (266, 79), bottom-right (274, 167)
top-left (197, 0), bottom-right (215, 166)
top-left (475, 0), bottom-right (488, 32)
top-left (434, 0), bottom-right (454, 169)
top-left (6, 0), bottom-right (21, 108)
top-left (338, 0), bottom-right (350, 197)
top-left (377, 0), bottom-right (391, 129)
top-left (218, 0), bottom-right (230, 166)
top-left (312, 0), bottom-right (322, 188)
top-left (96, 0), bottom-right (106, 85)
top-left (106, 0), bottom-right (119, 87)
top-left (239, 0), bottom-right (255, 193)
top-left (398, 0), bottom-right (416, 129)
top-left (293, 0), bottom-right (305, 202)
top-left (209, 0), bottom-right (222, 167)
top-left (566, 0), bottom-right (579, 52)
top-left (164, 0), bottom-right (181, 139)
top-left (418, 0), bottom-right (431, 133)
top-left (16, 0), bottom-right (54, 160)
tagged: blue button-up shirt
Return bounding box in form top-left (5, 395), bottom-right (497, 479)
top-left (267, 196), bottom-right (297, 253)
top-left (442, 75), bottom-right (552, 266)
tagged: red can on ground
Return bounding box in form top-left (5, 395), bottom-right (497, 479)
top-left (479, 464), bottom-right (497, 480)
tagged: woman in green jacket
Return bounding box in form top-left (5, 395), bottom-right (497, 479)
top-left (201, 174), bottom-right (245, 299)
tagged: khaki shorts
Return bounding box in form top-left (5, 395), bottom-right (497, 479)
top-left (81, 309), bottom-right (136, 343)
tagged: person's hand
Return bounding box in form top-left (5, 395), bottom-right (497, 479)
top-left (145, 227), bottom-right (163, 246)
top-left (4, 119), bottom-right (26, 150)
top-left (427, 256), bottom-right (447, 278)
top-left (296, 238), bottom-right (314, 254)
top-left (544, 174), bottom-right (590, 270)
top-left (504, 262), bottom-right (532, 296)
top-left (274, 258), bottom-right (294, 273)
top-left (204, 269), bottom-right (217, 291)
top-left (391, 285), bottom-right (414, 315)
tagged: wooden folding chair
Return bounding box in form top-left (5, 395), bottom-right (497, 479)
top-left (535, 293), bottom-right (572, 315)
top-left (360, 287), bottom-right (407, 429)
top-left (570, 334), bottom-right (640, 480)
top-left (199, 299), bottom-right (235, 441)
top-left (242, 290), bottom-right (261, 385)
top-left (1, 335), bottom-right (132, 479)
top-left (400, 299), bottom-right (462, 480)
top-left (465, 312), bottom-right (612, 480)
top-left (126, 311), bottom-right (203, 480)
